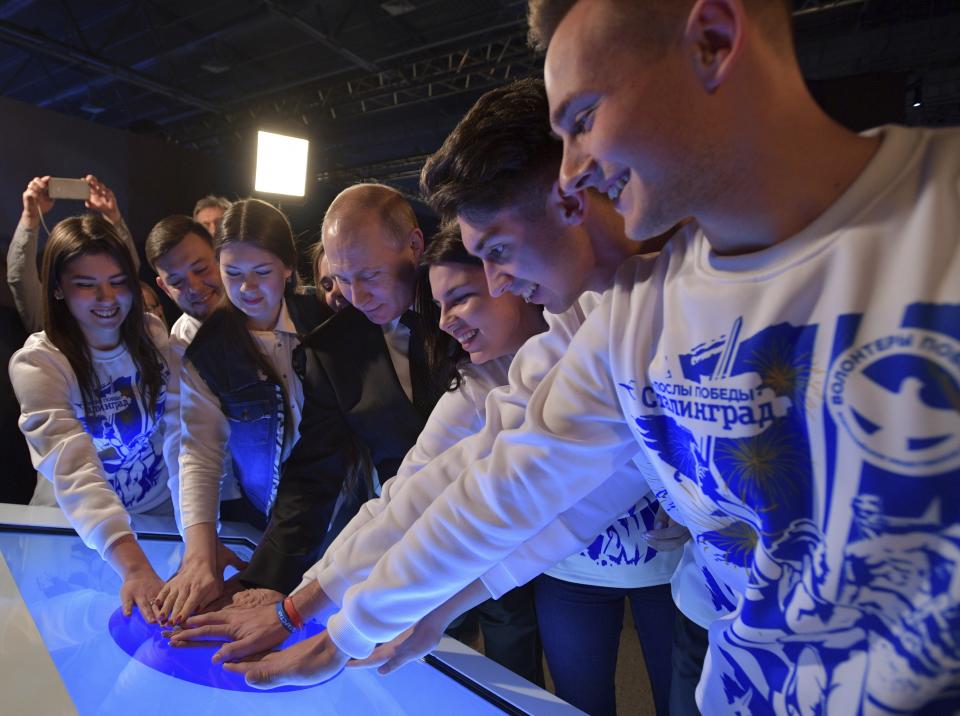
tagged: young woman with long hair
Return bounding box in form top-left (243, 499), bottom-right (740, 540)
top-left (156, 198), bottom-right (329, 624)
top-left (9, 214), bottom-right (178, 623)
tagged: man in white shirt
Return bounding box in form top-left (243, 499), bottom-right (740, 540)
top-left (176, 1), bottom-right (960, 713)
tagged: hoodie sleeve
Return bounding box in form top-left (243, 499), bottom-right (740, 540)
top-left (325, 287), bottom-right (641, 659)
top-left (9, 339), bottom-right (133, 556)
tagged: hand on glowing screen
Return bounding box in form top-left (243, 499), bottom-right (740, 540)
top-left (223, 629), bottom-right (349, 689)
top-left (165, 602), bottom-right (289, 663)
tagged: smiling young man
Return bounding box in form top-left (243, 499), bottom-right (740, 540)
top-left (176, 0), bottom-right (960, 712)
top-left (144, 216), bottom-right (223, 352)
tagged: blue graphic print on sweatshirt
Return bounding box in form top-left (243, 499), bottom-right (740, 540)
top-left (619, 304), bottom-right (960, 714)
top-left (80, 372), bottom-right (167, 509)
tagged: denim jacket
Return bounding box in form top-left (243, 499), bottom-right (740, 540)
top-left (185, 290), bottom-right (330, 517)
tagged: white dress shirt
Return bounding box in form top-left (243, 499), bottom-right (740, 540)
top-left (380, 314), bottom-right (413, 404)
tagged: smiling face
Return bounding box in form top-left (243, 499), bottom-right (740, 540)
top-left (545, 0), bottom-right (713, 241)
top-left (154, 232), bottom-right (222, 320)
top-left (219, 241), bottom-right (292, 331)
top-left (56, 252), bottom-right (134, 350)
top-left (325, 218), bottom-right (423, 326)
top-left (457, 201), bottom-right (592, 314)
top-left (429, 262), bottom-right (541, 364)
top-left (316, 252), bottom-right (347, 313)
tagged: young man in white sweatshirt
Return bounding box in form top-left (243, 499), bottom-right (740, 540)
top-left (189, 0), bottom-right (960, 713)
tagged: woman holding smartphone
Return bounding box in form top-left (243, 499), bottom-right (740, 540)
top-left (9, 175), bottom-right (138, 333)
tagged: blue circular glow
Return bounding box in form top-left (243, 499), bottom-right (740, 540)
top-left (108, 607), bottom-right (337, 692)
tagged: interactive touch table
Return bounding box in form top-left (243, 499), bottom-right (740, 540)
top-left (0, 504), bottom-right (583, 716)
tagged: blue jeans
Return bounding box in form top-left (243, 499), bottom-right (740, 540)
top-left (534, 575), bottom-right (676, 716)
top-left (670, 611), bottom-right (708, 716)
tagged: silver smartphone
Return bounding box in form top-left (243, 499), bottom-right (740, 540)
top-left (48, 177), bottom-right (90, 201)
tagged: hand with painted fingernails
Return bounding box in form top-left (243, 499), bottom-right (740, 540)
top-left (154, 555), bottom-right (222, 626)
top-left (155, 523), bottom-right (248, 625)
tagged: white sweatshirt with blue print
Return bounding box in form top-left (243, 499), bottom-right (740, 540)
top-left (324, 125), bottom-right (960, 715)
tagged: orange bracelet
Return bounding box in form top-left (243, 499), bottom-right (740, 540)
top-left (283, 596), bottom-right (305, 630)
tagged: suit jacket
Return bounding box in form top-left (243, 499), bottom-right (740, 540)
top-left (239, 305), bottom-right (442, 592)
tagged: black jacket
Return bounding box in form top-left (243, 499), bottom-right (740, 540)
top-left (239, 305), bottom-right (443, 592)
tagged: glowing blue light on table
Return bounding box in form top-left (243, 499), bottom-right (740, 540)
top-left (108, 607), bottom-right (332, 692)
top-left (0, 531), bottom-right (512, 716)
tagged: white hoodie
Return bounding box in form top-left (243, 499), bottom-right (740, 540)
top-left (323, 126), bottom-right (960, 715)
top-left (300, 292), bottom-right (692, 612)
top-left (10, 314), bottom-right (179, 556)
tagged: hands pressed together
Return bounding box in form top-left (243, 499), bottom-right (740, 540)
top-left (119, 563), bottom-right (164, 625)
top-left (153, 539), bottom-right (248, 625)
top-left (161, 586), bottom-right (341, 688)
top-left (160, 577), bottom-right (460, 690)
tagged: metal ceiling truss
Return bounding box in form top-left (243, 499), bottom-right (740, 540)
top-left (169, 28), bottom-right (541, 148)
top-left (0, 17), bottom-right (226, 113)
top-left (311, 32), bottom-right (537, 116)
top-left (794, 0), bottom-right (869, 17)
top-left (315, 153), bottom-right (431, 186)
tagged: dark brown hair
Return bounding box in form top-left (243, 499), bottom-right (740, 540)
top-left (527, 0), bottom-right (794, 53)
top-left (420, 78), bottom-right (560, 223)
top-left (415, 221), bottom-right (481, 393)
top-left (306, 233), bottom-right (327, 289)
top-left (41, 214), bottom-right (166, 417)
top-left (192, 195), bottom-right (231, 219)
top-left (144, 215), bottom-right (212, 271)
top-left (205, 198), bottom-right (300, 432)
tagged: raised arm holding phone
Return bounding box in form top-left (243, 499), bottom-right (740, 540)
top-left (9, 174), bottom-right (138, 333)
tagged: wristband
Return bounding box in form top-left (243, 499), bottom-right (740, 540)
top-left (275, 600), bottom-right (297, 633)
top-left (283, 596), bottom-right (305, 630)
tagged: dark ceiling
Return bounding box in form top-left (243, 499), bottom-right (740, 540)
top-left (1, 0), bottom-right (958, 198)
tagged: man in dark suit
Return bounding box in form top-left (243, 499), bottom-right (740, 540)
top-left (240, 184), bottom-right (436, 595)
top-left (234, 184), bottom-right (542, 685)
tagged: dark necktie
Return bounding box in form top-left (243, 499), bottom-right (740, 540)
top-left (399, 310), bottom-right (434, 420)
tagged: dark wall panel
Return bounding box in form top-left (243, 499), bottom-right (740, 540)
top-left (0, 95), bottom-right (240, 265)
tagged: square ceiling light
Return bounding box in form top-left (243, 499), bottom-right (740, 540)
top-left (255, 130), bottom-right (309, 197)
